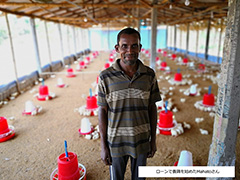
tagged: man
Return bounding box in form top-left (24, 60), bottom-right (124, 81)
top-left (98, 27), bottom-right (161, 180)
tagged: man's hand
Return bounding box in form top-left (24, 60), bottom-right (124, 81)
top-left (148, 139), bottom-right (157, 158)
top-left (148, 103), bottom-right (158, 158)
top-left (98, 105), bottom-right (112, 165)
top-left (101, 146), bottom-right (112, 165)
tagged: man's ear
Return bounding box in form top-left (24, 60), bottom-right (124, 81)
top-left (115, 44), bottom-right (120, 53)
top-left (139, 44), bottom-right (142, 52)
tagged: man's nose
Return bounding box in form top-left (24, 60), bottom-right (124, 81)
top-left (126, 46), bottom-right (134, 53)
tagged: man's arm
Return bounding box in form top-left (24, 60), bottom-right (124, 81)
top-left (148, 103), bottom-right (158, 158)
top-left (98, 105), bottom-right (112, 165)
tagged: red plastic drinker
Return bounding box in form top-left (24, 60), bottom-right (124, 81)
top-left (171, 54), bottom-right (177, 59)
top-left (58, 152), bottom-right (80, 180)
top-left (174, 73), bottom-right (182, 81)
top-left (80, 61), bottom-right (85, 67)
top-left (67, 68), bottom-right (74, 74)
top-left (109, 57), bottom-right (114, 62)
top-left (158, 110), bottom-right (173, 128)
top-left (0, 117), bottom-right (10, 134)
top-left (104, 63), bottom-right (110, 69)
top-left (39, 85), bottom-right (49, 96)
top-left (161, 61), bottom-right (167, 68)
top-left (183, 58), bottom-right (188, 64)
top-left (163, 51), bottom-right (167, 56)
top-left (86, 96), bottom-right (98, 110)
top-left (203, 93), bottom-right (215, 106)
top-left (198, 63), bottom-right (205, 71)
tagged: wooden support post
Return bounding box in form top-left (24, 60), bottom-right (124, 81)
top-left (207, 1), bottom-right (240, 179)
top-left (205, 19), bottom-right (211, 60)
top-left (186, 23), bottom-right (190, 54)
top-left (166, 25), bottom-right (168, 48)
top-left (79, 28), bottom-right (83, 51)
top-left (170, 26), bottom-right (172, 49)
top-left (44, 21), bottom-right (52, 70)
top-left (174, 25), bottom-right (177, 52)
top-left (136, 0), bottom-right (140, 32)
top-left (5, 13), bottom-right (20, 93)
top-left (73, 26), bottom-right (77, 54)
top-left (82, 29), bottom-right (86, 50)
top-left (88, 29), bottom-right (91, 50)
top-left (75, 27), bottom-right (79, 52)
top-left (58, 23), bottom-right (65, 66)
top-left (136, 18), bottom-right (140, 32)
top-left (180, 29), bottom-right (182, 52)
top-left (67, 26), bottom-right (70, 55)
top-left (196, 29), bottom-right (199, 57)
top-left (150, 0), bottom-right (158, 71)
top-left (30, 18), bottom-right (42, 74)
top-left (107, 23), bottom-right (110, 50)
top-left (81, 29), bottom-right (85, 50)
top-left (217, 19), bottom-right (223, 64)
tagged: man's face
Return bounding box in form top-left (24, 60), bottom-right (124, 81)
top-left (115, 33), bottom-right (142, 66)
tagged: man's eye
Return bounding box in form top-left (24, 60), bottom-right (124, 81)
top-left (122, 45), bottom-right (128, 49)
top-left (132, 44), bottom-right (138, 48)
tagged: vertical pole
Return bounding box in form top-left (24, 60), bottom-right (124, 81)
top-left (44, 21), bottom-right (52, 67)
top-left (166, 25), bottom-right (168, 48)
top-left (136, 18), bottom-right (140, 33)
top-left (136, 0), bottom-right (140, 32)
top-left (5, 13), bottom-right (20, 93)
top-left (67, 26), bottom-right (70, 55)
top-left (83, 29), bottom-right (86, 50)
top-left (30, 18), bottom-right (42, 74)
top-left (186, 23), bottom-right (190, 54)
top-left (174, 25), bottom-right (177, 52)
top-left (150, 0), bottom-right (158, 71)
top-left (148, 27), bottom-right (150, 49)
top-left (88, 29), bottom-right (91, 50)
top-left (78, 28), bottom-right (81, 52)
top-left (107, 23), bottom-right (110, 50)
top-left (180, 28), bottom-right (182, 52)
top-left (170, 26), bottom-right (172, 49)
top-left (79, 28), bottom-right (82, 51)
top-left (207, 1), bottom-right (240, 179)
top-left (75, 27), bottom-right (79, 53)
top-left (217, 19), bottom-right (223, 64)
top-left (205, 19), bottom-right (211, 60)
top-left (171, 26), bottom-right (173, 50)
top-left (196, 29), bottom-right (199, 57)
top-left (82, 29), bottom-right (85, 50)
top-left (58, 24), bottom-right (65, 66)
top-left (73, 26), bottom-right (77, 54)
top-left (85, 29), bottom-right (88, 50)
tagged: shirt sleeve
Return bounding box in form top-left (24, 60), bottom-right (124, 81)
top-left (149, 73), bottom-right (161, 104)
top-left (97, 76), bottom-right (108, 106)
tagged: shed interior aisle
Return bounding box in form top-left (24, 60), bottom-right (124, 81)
top-left (0, 50), bottom-right (240, 179)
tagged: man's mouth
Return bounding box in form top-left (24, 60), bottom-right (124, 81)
top-left (125, 54), bottom-right (136, 58)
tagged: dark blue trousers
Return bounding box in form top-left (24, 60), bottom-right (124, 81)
top-left (110, 154), bottom-right (147, 180)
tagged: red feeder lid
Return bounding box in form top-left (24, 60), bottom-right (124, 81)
top-left (183, 58), bottom-right (188, 63)
top-left (172, 54), bottom-right (177, 58)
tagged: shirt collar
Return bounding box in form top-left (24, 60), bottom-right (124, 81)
top-left (112, 59), bottom-right (147, 74)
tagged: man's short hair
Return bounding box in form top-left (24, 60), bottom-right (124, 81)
top-left (117, 27), bottom-right (141, 45)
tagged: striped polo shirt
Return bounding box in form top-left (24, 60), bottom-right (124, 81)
top-left (97, 59), bottom-right (161, 158)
